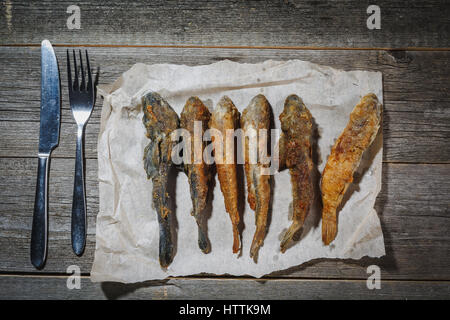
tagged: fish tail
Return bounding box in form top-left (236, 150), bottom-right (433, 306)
top-left (250, 226), bottom-right (265, 262)
top-left (280, 222), bottom-right (302, 253)
top-left (322, 213), bottom-right (337, 245)
top-left (197, 222), bottom-right (211, 254)
top-left (232, 224), bottom-right (240, 254)
top-left (153, 172), bottom-right (174, 268)
top-left (158, 214), bottom-right (173, 268)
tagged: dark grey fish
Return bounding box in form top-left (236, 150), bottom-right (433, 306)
top-left (142, 92), bottom-right (179, 268)
top-left (278, 94), bottom-right (314, 253)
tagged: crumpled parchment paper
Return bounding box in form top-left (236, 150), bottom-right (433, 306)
top-left (90, 60), bottom-right (385, 283)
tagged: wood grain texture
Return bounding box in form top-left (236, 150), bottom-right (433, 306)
top-left (0, 275), bottom-right (449, 300)
top-left (0, 1), bottom-right (449, 48)
top-left (0, 47), bottom-right (449, 162)
top-left (1, 157), bottom-right (449, 280)
top-left (0, 6), bottom-right (449, 298)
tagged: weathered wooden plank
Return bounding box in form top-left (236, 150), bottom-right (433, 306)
top-left (0, 275), bottom-right (448, 300)
top-left (1, 157), bottom-right (449, 280)
top-left (1, 1), bottom-right (449, 48)
top-left (0, 47), bottom-right (449, 162)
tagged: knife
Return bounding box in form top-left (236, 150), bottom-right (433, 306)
top-left (30, 40), bottom-right (61, 269)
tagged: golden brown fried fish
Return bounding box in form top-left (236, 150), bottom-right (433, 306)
top-left (241, 94), bottom-right (272, 262)
top-left (180, 97), bottom-right (212, 254)
top-left (209, 96), bottom-right (241, 253)
top-left (278, 95), bottom-right (314, 253)
top-left (142, 92), bottom-right (180, 268)
top-left (321, 93), bottom-right (382, 245)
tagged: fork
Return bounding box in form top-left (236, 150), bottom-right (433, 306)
top-left (67, 50), bottom-right (95, 256)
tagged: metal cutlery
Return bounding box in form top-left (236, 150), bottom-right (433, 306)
top-left (67, 49), bottom-right (95, 256)
top-left (31, 40), bottom-right (61, 269)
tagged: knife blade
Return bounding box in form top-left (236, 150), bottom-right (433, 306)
top-left (30, 40), bottom-right (61, 269)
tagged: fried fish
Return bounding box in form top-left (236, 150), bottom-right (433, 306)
top-left (278, 95), bottom-right (314, 253)
top-left (321, 93), bottom-right (382, 245)
top-left (210, 96), bottom-right (241, 253)
top-left (142, 92), bottom-right (180, 268)
top-left (180, 97), bottom-right (212, 254)
top-left (241, 94), bottom-right (272, 262)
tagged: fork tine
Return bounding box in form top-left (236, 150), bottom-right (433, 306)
top-left (85, 50), bottom-right (93, 93)
top-left (79, 50), bottom-right (86, 91)
top-left (72, 49), bottom-right (79, 90)
top-left (66, 50), bottom-right (72, 92)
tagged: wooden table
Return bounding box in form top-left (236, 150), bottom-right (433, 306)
top-left (0, 0), bottom-right (449, 299)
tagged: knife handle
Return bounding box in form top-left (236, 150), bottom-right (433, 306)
top-left (71, 125), bottom-right (86, 256)
top-left (31, 154), bottom-right (50, 269)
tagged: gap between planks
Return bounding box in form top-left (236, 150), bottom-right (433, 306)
top-left (2, 44), bottom-right (450, 51)
top-left (1, 273), bottom-right (449, 284)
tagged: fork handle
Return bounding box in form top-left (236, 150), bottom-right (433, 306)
top-left (31, 154), bottom-right (50, 269)
top-left (71, 125), bottom-right (87, 256)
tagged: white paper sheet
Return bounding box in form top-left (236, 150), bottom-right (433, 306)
top-left (90, 60), bottom-right (385, 283)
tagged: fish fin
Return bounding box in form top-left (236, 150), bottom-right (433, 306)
top-left (288, 201), bottom-right (293, 221)
top-left (144, 140), bottom-right (161, 179)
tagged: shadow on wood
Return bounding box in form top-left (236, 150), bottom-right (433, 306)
top-left (101, 279), bottom-right (173, 300)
